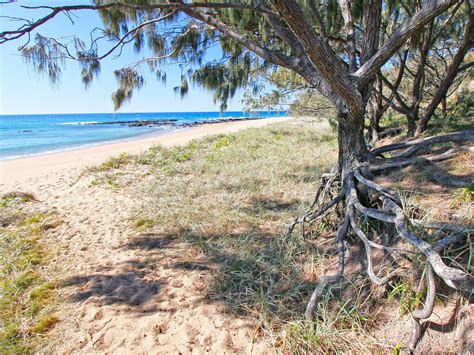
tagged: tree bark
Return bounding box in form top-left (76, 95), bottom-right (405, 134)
top-left (407, 117), bottom-right (417, 137)
top-left (269, 0), bottom-right (364, 117)
top-left (369, 112), bottom-right (384, 142)
top-left (337, 110), bottom-right (370, 177)
top-left (338, 0), bottom-right (358, 73)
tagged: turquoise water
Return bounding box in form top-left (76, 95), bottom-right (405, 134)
top-left (0, 111), bottom-right (286, 160)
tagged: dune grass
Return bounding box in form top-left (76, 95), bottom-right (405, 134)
top-left (90, 117), bottom-right (472, 352)
top-left (90, 119), bottom-right (384, 351)
top-left (133, 121), bottom-right (338, 236)
top-left (0, 192), bottom-right (61, 353)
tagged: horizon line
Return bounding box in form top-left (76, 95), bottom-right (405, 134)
top-left (0, 109), bottom-right (287, 116)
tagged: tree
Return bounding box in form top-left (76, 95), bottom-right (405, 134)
top-left (375, 3), bottom-right (473, 135)
top-left (1, 1), bottom-right (472, 350)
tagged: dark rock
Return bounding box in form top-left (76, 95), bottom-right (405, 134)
top-left (87, 117), bottom-right (264, 129)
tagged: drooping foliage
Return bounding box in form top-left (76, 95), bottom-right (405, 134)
top-left (8, 1), bottom-right (392, 111)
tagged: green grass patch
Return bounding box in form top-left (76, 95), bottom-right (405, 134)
top-left (134, 218), bottom-right (155, 230)
top-left (451, 181), bottom-right (474, 208)
top-left (0, 197), bottom-right (60, 353)
top-left (0, 192), bottom-right (36, 208)
top-left (97, 152), bottom-right (132, 171)
top-left (30, 315), bottom-right (59, 334)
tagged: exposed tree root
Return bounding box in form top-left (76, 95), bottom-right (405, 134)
top-left (293, 130), bottom-right (473, 351)
top-left (371, 130), bottom-right (474, 157)
top-left (418, 160), bottom-right (473, 188)
top-left (378, 127), bottom-right (404, 139)
top-left (287, 168), bottom-right (341, 236)
top-left (354, 170), bottom-right (401, 203)
top-left (367, 146), bottom-right (474, 172)
top-left (412, 220), bottom-right (473, 233)
top-left (455, 303), bottom-right (474, 351)
top-left (408, 234), bottom-right (469, 350)
top-left (304, 213), bottom-right (348, 320)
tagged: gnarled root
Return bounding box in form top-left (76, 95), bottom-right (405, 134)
top-left (371, 130), bottom-right (474, 158)
top-left (304, 213), bottom-right (348, 320)
top-left (294, 130), bottom-right (473, 350)
top-left (455, 303), bottom-right (474, 352)
top-left (287, 167), bottom-right (342, 237)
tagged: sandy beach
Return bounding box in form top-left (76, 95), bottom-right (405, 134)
top-left (0, 116), bottom-right (290, 191)
top-left (1, 117), bottom-right (297, 353)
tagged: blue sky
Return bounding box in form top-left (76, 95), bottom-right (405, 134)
top-left (0, 1), bottom-right (245, 114)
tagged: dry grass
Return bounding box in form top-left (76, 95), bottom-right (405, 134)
top-left (0, 192), bottom-right (61, 353)
top-left (88, 119), bottom-right (386, 351)
top-left (376, 149), bottom-right (473, 224)
top-left (87, 118), bottom-right (472, 352)
top-left (134, 121), bottom-right (337, 237)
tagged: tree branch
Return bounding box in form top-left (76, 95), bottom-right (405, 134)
top-left (307, 0), bottom-right (328, 40)
top-left (360, 0), bottom-right (382, 66)
top-left (418, 9), bottom-right (474, 131)
top-left (0, 2), bottom-right (275, 44)
top-left (269, 0), bottom-right (363, 116)
top-left (337, 0), bottom-right (358, 73)
top-left (180, 8), bottom-right (294, 69)
top-left (354, 0), bottom-right (461, 87)
top-left (97, 11), bottom-right (177, 61)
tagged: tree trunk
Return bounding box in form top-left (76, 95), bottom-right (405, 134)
top-left (407, 117), bottom-right (417, 137)
top-left (369, 116), bottom-right (381, 142)
top-left (367, 76), bottom-right (385, 143)
top-left (416, 8), bottom-right (474, 135)
top-left (337, 110), bottom-right (369, 177)
top-left (440, 96), bottom-right (447, 117)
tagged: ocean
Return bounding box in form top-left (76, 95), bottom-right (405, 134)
top-left (0, 111), bottom-right (287, 160)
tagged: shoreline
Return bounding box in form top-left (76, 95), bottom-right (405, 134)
top-left (1, 116), bottom-right (282, 162)
top-left (0, 116), bottom-right (291, 191)
top-left (0, 125), bottom-right (181, 162)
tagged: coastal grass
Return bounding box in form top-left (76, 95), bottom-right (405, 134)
top-left (131, 119), bottom-right (339, 240)
top-left (89, 117), bottom-right (473, 351)
top-left (90, 118), bottom-right (384, 351)
top-left (0, 192), bottom-right (61, 353)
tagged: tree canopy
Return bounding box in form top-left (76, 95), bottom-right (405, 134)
top-left (3, 1), bottom-right (471, 121)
